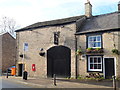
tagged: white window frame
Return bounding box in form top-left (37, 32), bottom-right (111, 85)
top-left (88, 56), bottom-right (102, 72)
top-left (88, 35), bottom-right (101, 48)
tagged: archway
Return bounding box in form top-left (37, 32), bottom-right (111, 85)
top-left (47, 45), bottom-right (71, 78)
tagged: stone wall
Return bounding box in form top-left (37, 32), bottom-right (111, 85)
top-left (0, 35), bottom-right (2, 71)
top-left (2, 33), bottom-right (16, 72)
top-left (16, 23), bottom-right (77, 78)
top-left (118, 31), bottom-right (120, 78)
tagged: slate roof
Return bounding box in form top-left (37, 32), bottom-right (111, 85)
top-left (119, 1), bottom-right (120, 4)
top-left (16, 15), bottom-right (85, 32)
top-left (76, 12), bottom-right (120, 35)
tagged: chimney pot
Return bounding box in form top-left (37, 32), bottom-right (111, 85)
top-left (85, 0), bottom-right (92, 18)
top-left (118, 1), bottom-right (120, 11)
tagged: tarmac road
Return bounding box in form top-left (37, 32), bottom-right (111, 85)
top-left (0, 79), bottom-right (32, 89)
top-left (1, 76), bottom-right (120, 90)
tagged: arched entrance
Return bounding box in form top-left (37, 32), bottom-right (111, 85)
top-left (47, 45), bottom-right (71, 78)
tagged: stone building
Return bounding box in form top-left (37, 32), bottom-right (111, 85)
top-left (16, 1), bottom-right (120, 79)
top-left (75, 1), bottom-right (120, 79)
top-left (0, 32), bottom-right (16, 72)
top-left (15, 15), bottom-right (85, 78)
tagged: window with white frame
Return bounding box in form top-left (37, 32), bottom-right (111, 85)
top-left (88, 56), bottom-right (102, 72)
top-left (88, 35), bottom-right (101, 48)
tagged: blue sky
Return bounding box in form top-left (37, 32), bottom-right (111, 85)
top-left (0, 0), bottom-right (119, 28)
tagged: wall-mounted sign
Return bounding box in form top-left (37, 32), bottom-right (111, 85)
top-left (24, 43), bottom-right (28, 51)
top-left (54, 31), bottom-right (60, 45)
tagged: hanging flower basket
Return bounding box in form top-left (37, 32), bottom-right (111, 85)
top-left (111, 49), bottom-right (119, 55)
top-left (39, 52), bottom-right (45, 56)
top-left (76, 49), bottom-right (82, 55)
top-left (19, 54), bottom-right (23, 58)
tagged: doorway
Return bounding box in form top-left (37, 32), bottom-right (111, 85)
top-left (47, 45), bottom-right (71, 78)
top-left (18, 64), bottom-right (23, 76)
top-left (104, 58), bottom-right (115, 79)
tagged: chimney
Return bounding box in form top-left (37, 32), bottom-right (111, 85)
top-left (118, 1), bottom-right (120, 11)
top-left (85, 0), bottom-right (92, 18)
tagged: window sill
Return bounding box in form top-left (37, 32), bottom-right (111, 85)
top-left (87, 71), bottom-right (103, 73)
top-left (88, 70), bottom-right (102, 72)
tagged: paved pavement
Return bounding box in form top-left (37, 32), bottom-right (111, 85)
top-left (1, 76), bottom-right (120, 89)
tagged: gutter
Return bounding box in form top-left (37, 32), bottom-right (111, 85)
top-left (75, 28), bottom-right (120, 35)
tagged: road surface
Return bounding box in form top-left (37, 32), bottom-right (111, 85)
top-left (0, 79), bottom-right (32, 89)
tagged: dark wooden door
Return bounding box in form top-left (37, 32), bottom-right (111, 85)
top-left (18, 64), bottom-right (23, 76)
top-left (104, 58), bottom-right (115, 79)
top-left (47, 46), bottom-right (71, 78)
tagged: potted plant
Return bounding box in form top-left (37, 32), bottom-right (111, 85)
top-left (111, 49), bottom-right (119, 55)
top-left (86, 48), bottom-right (93, 53)
top-left (39, 48), bottom-right (45, 56)
top-left (19, 54), bottom-right (23, 58)
top-left (95, 48), bottom-right (104, 53)
top-left (39, 52), bottom-right (45, 56)
top-left (86, 48), bottom-right (104, 53)
top-left (76, 49), bottom-right (82, 55)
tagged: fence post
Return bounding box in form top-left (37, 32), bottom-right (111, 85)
top-left (53, 74), bottom-right (57, 86)
top-left (112, 75), bottom-right (116, 90)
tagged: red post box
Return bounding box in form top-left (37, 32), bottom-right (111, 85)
top-left (32, 64), bottom-right (36, 71)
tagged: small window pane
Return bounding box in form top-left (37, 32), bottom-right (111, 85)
top-left (93, 42), bottom-right (96, 47)
top-left (90, 57), bottom-right (93, 60)
top-left (98, 64), bottom-right (101, 69)
top-left (89, 37), bottom-right (92, 41)
top-left (97, 36), bottom-right (101, 41)
top-left (90, 64), bottom-right (94, 69)
top-left (97, 42), bottom-right (101, 47)
top-left (89, 42), bottom-right (94, 47)
top-left (93, 37), bottom-right (96, 41)
top-left (98, 58), bottom-right (101, 63)
top-left (94, 64), bottom-right (97, 69)
top-left (90, 59), bottom-right (93, 63)
top-left (94, 58), bottom-right (97, 63)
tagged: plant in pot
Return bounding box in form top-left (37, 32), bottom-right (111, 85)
top-left (76, 49), bottom-right (82, 55)
top-left (86, 48), bottom-right (93, 53)
top-left (39, 48), bottom-right (45, 56)
top-left (39, 52), bottom-right (45, 56)
top-left (95, 48), bottom-right (104, 53)
top-left (111, 49), bottom-right (119, 55)
top-left (19, 54), bottom-right (23, 58)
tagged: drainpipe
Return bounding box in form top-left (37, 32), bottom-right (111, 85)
top-left (75, 35), bottom-right (78, 79)
top-left (15, 32), bottom-right (19, 76)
